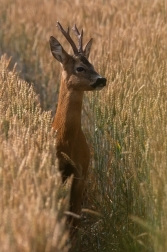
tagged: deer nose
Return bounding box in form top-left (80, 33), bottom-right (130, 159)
top-left (91, 77), bottom-right (107, 89)
top-left (97, 77), bottom-right (107, 87)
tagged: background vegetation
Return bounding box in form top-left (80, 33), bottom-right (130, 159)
top-left (0, 0), bottom-right (167, 251)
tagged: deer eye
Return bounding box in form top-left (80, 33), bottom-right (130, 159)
top-left (76, 67), bottom-right (85, 72)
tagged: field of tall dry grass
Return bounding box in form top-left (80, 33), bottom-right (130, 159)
top-left (0, 0), bottom-right (167, 251)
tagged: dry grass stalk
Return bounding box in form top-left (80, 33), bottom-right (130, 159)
top-left (0, 55), bottom-right (70, 252)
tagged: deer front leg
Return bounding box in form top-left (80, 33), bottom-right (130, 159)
top-left (69, 177), bottom-right (84, 251)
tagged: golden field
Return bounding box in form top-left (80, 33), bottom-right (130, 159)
top-left (0, 0), bottom-right (167, 251)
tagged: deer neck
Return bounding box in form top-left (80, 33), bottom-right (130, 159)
top-left (52, 76), bottom-right (84, 137)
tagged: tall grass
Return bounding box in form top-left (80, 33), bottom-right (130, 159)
top-left (0, 55), bottom-right (70, 252)
top-left (0, 0), bottom-right (167, 251)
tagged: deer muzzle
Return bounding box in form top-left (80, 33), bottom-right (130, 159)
top-left (91, 77), bottom-right (107, 89)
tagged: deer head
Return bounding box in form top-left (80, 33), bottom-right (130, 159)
top-left (49, 21), bottom-right (106, 91)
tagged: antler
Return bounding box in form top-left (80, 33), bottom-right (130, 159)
top-left (57, 21), bottom-right (91, 57)
top-left (72, 24), bottom-right (84, 54)
top-left (57, 21), bottom-right (78, 55)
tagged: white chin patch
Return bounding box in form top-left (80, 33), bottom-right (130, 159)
top-left (95, 86), bottom-right (104, 90)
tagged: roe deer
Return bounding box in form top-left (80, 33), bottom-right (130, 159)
top-left (49, 21), bottom-right (106, 246)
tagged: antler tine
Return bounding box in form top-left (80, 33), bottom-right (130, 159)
top-left (72, 24), bottom-right (83, 53)
top-left (56, 21), bottom-right (78, 55)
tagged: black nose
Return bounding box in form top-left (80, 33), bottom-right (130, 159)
top-left (97, 77), bottom-right (107, 86)
top-left (91, 77), bottom-right (107, 89)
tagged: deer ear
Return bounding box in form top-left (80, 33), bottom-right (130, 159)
top-left (49, 36), bottom-right (69, 64)
top-left (83, 38), bottom-right (93, 59)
